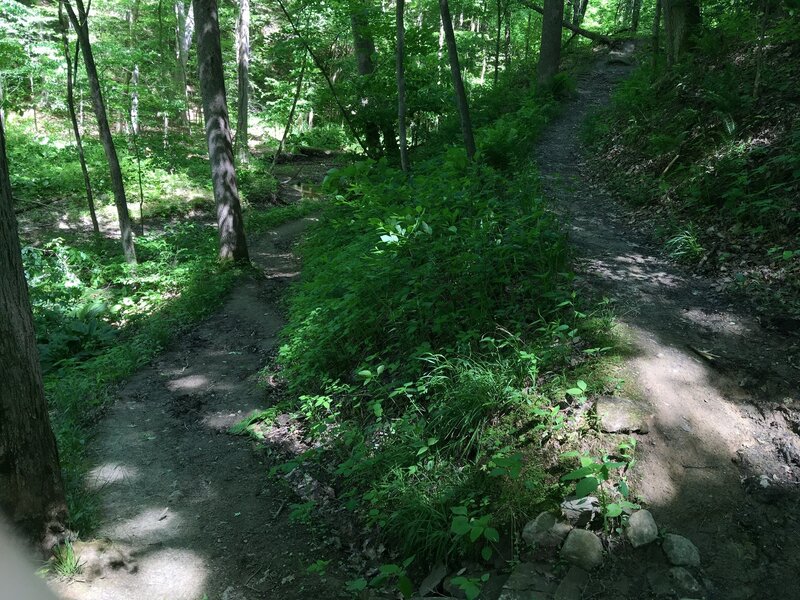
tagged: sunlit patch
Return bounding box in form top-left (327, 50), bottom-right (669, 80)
top-left (103, 507), bottom-right (184, 545)
top-left (86, 463), bottom-right (139, 490)
top-left (166, 374), bottom-right (210, 392)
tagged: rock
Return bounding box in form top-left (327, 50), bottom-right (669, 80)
top-left (626, 509), bottom-right (658, 547)
top-left (418, 563), bottom-right (447, 597)
top-left (671, 567), bottom-right (702, 596)
top-left (554, 566), bottom-right (589, 600)
top-left (560, 496), bottom-right (601, 528)
top-left (522, 512), bottom-right (571, 558)
top-left (560, 530), bottom-right (604, 571)
top-left (498, 562), bottom-right (557, 600)
top-left (647, 569), bottom-right (674, 597)
top-left (662, 534), bottom-right (701, 567)
top-left (595, 396), bottom-right (650, 433)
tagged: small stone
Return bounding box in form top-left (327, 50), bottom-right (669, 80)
top-left (595, 396), bottom-right (650, 433)
top-left (662, 534), bottom-right (700, 567)
top-left (560, 529), bottom-right (604, 571)
top-left (627, 509), bottom-right (658, 547)
top-left (560, 496), bottom-right (601, 528)
top-left (671, 567), bottom-right (702, 596)
top-left (498, 562), bottom-right (557, 600)
top-left (554, 566), bottom-right (589, 600)
top-left (522, 512), bottom-right (571, 558)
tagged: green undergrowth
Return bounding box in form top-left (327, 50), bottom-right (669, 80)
top-left (584, 16), bottom-right (800, 317)
top-left (25, 199), bottom-right (318, 533)
top-left (264, 82), bottom-right (622, 576)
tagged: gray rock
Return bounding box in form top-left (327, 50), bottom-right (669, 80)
top-left (560, 529), bottom-right (604, 571)
top-left (498, 562), bottom-right (557, 600)
top-left (662, 534), bottom-right (701, 567)
top-left (555, 566), bottom-right (589, 600)
top-left (561, 496), bottom-right (601, 528)
top-left (627, 509), bottom-right (658, 547)
top-left (647, 569), bottom-right (674, 597)
top-left (671, 567), bottom-right (702, 596)
top-left (522, 512), bottom-right (571, 558)
top-left (595, 396), bottom-right (650, 433)
top-left (418, 563), bottom-right (447, 596)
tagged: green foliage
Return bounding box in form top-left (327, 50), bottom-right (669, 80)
top-left (51, 542), bottom-right (82, 577)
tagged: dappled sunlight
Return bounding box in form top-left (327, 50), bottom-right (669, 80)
top-left (86, 463), bottom-right (139, 490)
top-left (103, 506), bottom-right (185, 545)
top-left (166, 374), bottom-right (211, 393)
top-left (581, 252), bottom-right (685, 288)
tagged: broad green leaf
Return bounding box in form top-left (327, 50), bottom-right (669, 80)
top-left (575, 476), bottom-right (600, 498)
top-left (451, 516), bottom-right (471, 535)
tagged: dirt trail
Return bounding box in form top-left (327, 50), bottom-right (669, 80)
top-left (51, 218), bottom-right (349, 600)
top-left (536, 49), bottom-right (800, 599)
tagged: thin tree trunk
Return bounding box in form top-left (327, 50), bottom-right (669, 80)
top-left (439, 0), bottom-right (476, 160)
top-left (631, 0), bottom-right (642, 31)
top-left (271, 58), bottom-right (306, 172)
top-left (504, 5), bottom-right (511, 71)
top-left (0, 112), bottom-right (69, 553)
top-left (351, 1), bottom-right (382, 157)
top-left (494, 0), bottom-right (502, 85)
top-left (64, 0), bottom-right (137, 263)
top-left (129, 65), bottom-right (145, 236)
top-left (536, 0), bottom-right (565, 86)
top-left (652, 0), bottom-right (662, 68)
top-left (193, 0), bottom-right (249, 262)
top-left (59, 3), bottom-right (99, 234)
top-left (396, 0), bottom-right (409, 173)
top-left (517, 0), bottom-right (611, 43)
top-left (524, 11), bottom-right (531, 62)
top-left (175, 1), bottom-right (194, 130)
top-left (235, 0), bottom-right (250, 163)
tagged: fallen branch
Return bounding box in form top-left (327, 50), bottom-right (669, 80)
top-left (516, 0), bottom-right (612, 44)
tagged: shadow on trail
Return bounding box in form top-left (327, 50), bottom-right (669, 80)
top-left (537, 48), bottom-right (800, 600)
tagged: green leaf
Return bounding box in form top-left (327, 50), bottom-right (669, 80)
top-left (469, 525), bottom-right (484, 542)
top-left (451, 516), bottom-right (471, 535)
top-left (481, 546), bottom-right (493, 561)
top-left (561, 466), bottom-right (596, 481)
top-left (398, 575), bottom-right (413, 598)
top-left (484, 527), bottom-right (500, 543)
top-left (575, 476), bottom-right (600, 498)
top-left (618, 479), bottom-right (630, 498)
top-left (451, 506), bottom-right (468, 516)
top-left (345, 578), bottom-right (367, 592)
top-left (605, 503), bottom-right (623, 518)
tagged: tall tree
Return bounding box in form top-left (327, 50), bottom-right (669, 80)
top-left (193, 0), bottom-right (249, 262)
top-left (175, 1), bottom-right (195, 128)
top-left (234, 0), bottom-right (250, 163)
top-left (439, 0), bottom-right (476, 160)
top-left (350, 0), bottom-right (382, 158)
top-left (0, 109), bottom-right (68, 553)
top-left (663, 0), bottom-right (701, 64)
top-left (536, 0), bottom-right (565, 86)
top-left (63, 0), bottom-right (137, 263)
top-left (58, 2), bottom-right (99, 234)
top-left (396, 0), bottom-right (410, 173)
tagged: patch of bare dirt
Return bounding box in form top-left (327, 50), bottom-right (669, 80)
top-left (536, 49), bottom-right (800, 600)
top-left (49, 216), bottom-right (352, 600)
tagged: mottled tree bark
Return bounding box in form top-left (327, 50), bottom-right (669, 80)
top-left (0, 112), bottom-right (68, 553)
top-left (193, 0), bottom-right (249, 262)
top-left (59, 2), bottom-right (99, 234)
top-left (439, 0), bottom-right (476, 160)
top-left (396, 0), bottom-right (409, 173)
top-left (351, 1), bottom-right (382, 157)
top-left (664, 0), bottom-right (701, 64)
top-left (175, 1), bottom-right (195, 128)
top-left (536, 0), bottom-right (565, 86)
top-left (235, 0), bottom-right (250, 164)
top-left (64, 0), bottom-right (137, 263)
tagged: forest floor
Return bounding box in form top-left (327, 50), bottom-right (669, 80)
top-left (536, 48), bottom-right (800, 599)
top-left (48, 190), bottom-right (351, 599)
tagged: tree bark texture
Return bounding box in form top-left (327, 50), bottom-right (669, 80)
top-left (396, 0), bottom-right (410, 173)
top-left (351, 1), bottom-right (382, 157)
top-left (235, 0), bottom-right (250, 163)
top-left (652, 0), bottom-right (662, 66)
top-left (0, 113), bottom-right (68, 553)
top-left (175, 1), bottom-right (195, 127)
top-left (193, 0), bottom-right (250, 263)
top-left (663, 0), bottom-right (701, 64)
top-left (536, 0), bottom-right (565, 86)
top-left (64, 0), bottom-right (137, 263)
top-left (59, 2), bottom-right (99, 234)
top-left (439, 0), bottom-right (476, 160)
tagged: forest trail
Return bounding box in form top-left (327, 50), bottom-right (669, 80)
top-left (537, 48), bottom-right (800, 599)
top-left (50, 217), bottom-right (348, 600)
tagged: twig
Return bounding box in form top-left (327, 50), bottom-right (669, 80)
top-left (661, 153), bottom-right (680, 176)
top-left (273, 500), bottom-right (286, 519)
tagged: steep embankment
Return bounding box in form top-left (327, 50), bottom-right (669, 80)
top-left (537, 49), bottom-right (800, 599)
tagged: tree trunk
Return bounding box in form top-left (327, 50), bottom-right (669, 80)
top-left (652, 0), bottom-right (662, 67)
top-left (396, 0), bottom-right (410, 173)
top-left (235, 0), bottom-right (250, 164)
top-left (494, 0), bottom-right (502, 85)
top-left (439, 0), bottom-right (476, 160)
top-left (0, 112), bottom-right (69, 553)
top-left (59, 3), bottom-right (99, 234)
top-left (193, 0), bottom-right (249, 263)
top-left (631, 0), bottom-right (642, 31)
top-left (351, 1), bottom-right (382, 157)
top-left (663, 0), bottom-right (700, 64)
top-left (536, 0), bottom-right (564, 86)
top-left (64, 0), bottom-right (137, 263)
top-left (175, 1), bottom-right (194, 129)
top-left (517, 0), bottom-right (611, 44)
top-left (271, 58), bottom-right (306, 172)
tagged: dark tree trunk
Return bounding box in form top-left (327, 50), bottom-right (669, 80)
top-left (439, 0), bottom-right (476, 160)
top-left (235, 0), bottom-right (250, 164)
top-left (193, 0), bottom-right (249, 262)
top-left (351, 2), bottom-right (382, 157)
top-left (664, 0), bottom-right (701, 64)
top-left (64, 0), bottom-right (136, 263)
top-left (652, 0), bottom-right (662, 67)
top-left (536, 0), bottom-right (565, 86)
top-left (0, 113), bottom-right (68, 553)
top-left (59, 3), bottom-right (99, 234)
top-left (631, 0), bottom-right (642, 31)
top-left (396, 0), bottom-right (410, 173)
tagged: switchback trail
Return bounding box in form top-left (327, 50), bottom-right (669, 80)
top-left (51, 217), bottom-right (349, 600)
top-left (537, 49), bottom-right (800, 599)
